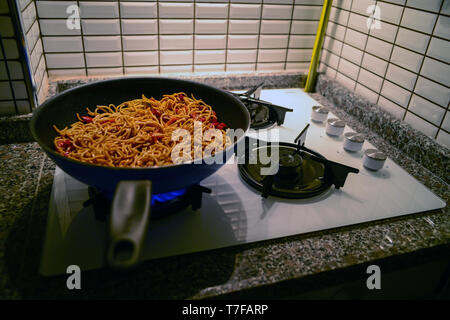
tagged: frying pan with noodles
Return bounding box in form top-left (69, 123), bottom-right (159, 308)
top-left (30, 77), bottom-right (250, 269)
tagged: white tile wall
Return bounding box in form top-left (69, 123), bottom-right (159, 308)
top-left (124, 66), bottom-right (159, 75)
top-left (262, 5), bottom-right (292, 19)
top-left (159, 3), bottom-right (194, 19)
top-left (36, 1), bottom-right (77, 18)
top-left (86, 52), bottom-right (122, 68)
top-left (160, 35), bottom-right (193, 50)
top-left (121, 19), bottom-right (158, 34)
top-left (195, 35), bottom-right (227, 49)
top-left (421, 57), bottom-right (450, 87)
top-left (84, 36), bottom-right (122, 52)
top-left (229, 20), bottom-right (260, 34)
top-left (123, 36), bottom-right (158, 51)
top-left (194, 50), bottom-right (226, 64)
top-left (260, 20), bottom-right (291, 34)
top-left (385, 64), bottom-right (416, 90)
top-left (321, 1), bottom-right (450, 146)
top-left (160, 50), bottom-right (193, 65)
top-left (120, 2), bottom-right (157, 18)
top-left (39, 19), bottom-right (81, 36)
top-left (257, 49), bottom-right (286, 62)
top-left (227, 49), bottom-right (258, 63)
top-left (195, 19), bottom-right (228, 34)
top-left (46, 53), bottom-right (85, 68)
top-left (427, 37), bottom-right (450, 63)
top-left (260, 35), bottom-right (289, 48)
top-left (395, 28), bottom-right (430, 54)
top-left (390, 46), bottom-right (423, 72)
top-left (160, 19), bottom-right (194, 34)
top-left (229, 4), bottom-right (261, 19)
top-left (408, 94), bottom-right (445, 126)
top-left (82, 20), bottom-right (121, 35)
top-left (194, 64), bottom-right (225, 72)
top-left (43, 36), bottom-right (83, 53)
top-left (79, 2), bottom-right (119, 19)
top-left (123, 51), bottom-right (158, 66)
top-left (400, 8), bottom-right (437, 34)
top-left (33, 0), bottom-right (319, 91)
top-left (195, 3), bottom-right (228, 19)
top-left (228, 35), bottom-right (259, 49)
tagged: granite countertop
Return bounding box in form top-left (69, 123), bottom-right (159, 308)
top-left (0, 73), bottom-right (448, 299)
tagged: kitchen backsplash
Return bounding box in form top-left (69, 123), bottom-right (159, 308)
top-left (32, 0), bottom-right (322, 77)
top-left (320, 0), bottom-right (450, 148)
top-left (0, 0), bottom-right (41, 116)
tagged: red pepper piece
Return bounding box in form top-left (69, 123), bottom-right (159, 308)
top-left (166, 117), bottom-right (179, 125)
top-left (152, 109), bottom-right (161, 117)
top-left (81, 116), bottom-right (93, 123)
top-left (100, 119), bottom-right (115, 124)
top-left (178, 94), bottom-right (185, 101)
top-left (199, 117), bottom-right (206, 122)
top-left (57, 139), bottom-right (74, 153)
top-left (216, 122), bottom-right (227, 130)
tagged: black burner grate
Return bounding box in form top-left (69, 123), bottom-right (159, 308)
top-left (230, 83), bottom-right (293, 129)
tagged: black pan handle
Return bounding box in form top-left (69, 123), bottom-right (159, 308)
top-left (107, 180), bottom-right (152, 269)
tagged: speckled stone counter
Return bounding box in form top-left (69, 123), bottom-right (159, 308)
top-left (0, 73), bottom-right (448, 299)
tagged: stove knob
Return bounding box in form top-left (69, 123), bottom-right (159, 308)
top-left (363, 148), bottom-right (387, 171)
top-left (326, 118), bottom-right (346, 136)
top-left (311, 105), bottom-right (329, 122)
top-left (343, 132), bottom-right (365, 152)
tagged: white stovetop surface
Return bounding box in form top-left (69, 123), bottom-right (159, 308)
top-left (40, 88), bottom-right (445, 276)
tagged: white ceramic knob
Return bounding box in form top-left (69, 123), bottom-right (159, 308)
top-left (326, 118), bottom-right (345, 136)
top-left (363, 149), bottom-right (387, 171)
top-left (311, 106), bottom-right (329, 122)
top-left (343, 132), bottom-right (365, 152)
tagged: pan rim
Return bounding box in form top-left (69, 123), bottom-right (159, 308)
top-left (30, 76), bottom-right (250, 171)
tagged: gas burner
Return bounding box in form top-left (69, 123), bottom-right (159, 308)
top-left (237, 125), bottom-right (359, 199)
top-left (231, 83), bottom-right (293, 130)
top-left (84, 185), bottom-right (211, 221)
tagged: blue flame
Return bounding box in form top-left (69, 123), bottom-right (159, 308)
top-left (151, 188), bottom-right (187, 206)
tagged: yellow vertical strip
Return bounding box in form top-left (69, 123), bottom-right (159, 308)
top-left (304, 0), bottom-right (333, 92)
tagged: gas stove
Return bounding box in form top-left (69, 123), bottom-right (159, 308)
top-left (40, 88), bottom-right (445, 276)
top-left (231, 83), bottom-right (293, 129)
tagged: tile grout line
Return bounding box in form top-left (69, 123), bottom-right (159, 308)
top-left (411, 1), bottom-right (445, 139)
top-left (118, 0), bottom-right (124, 76)
top-left (283, 0), bottom-right (296, 72)
top-left (157, 0), bottom-right (161, 74)
top-left (224, 0), bottom-right (231, 72)
top-left (192, 0), bottom-right (196, 72)
top-left (333, 0), bottom-right (354, 83)
top-left (375, 2), bottom-right (406, 110)
top-left (77, 0), bottom-right (88, 77)
top-left (353, 0), bottom-right (378, 94)
top-left (254, 0), bottom-right (264, 72)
